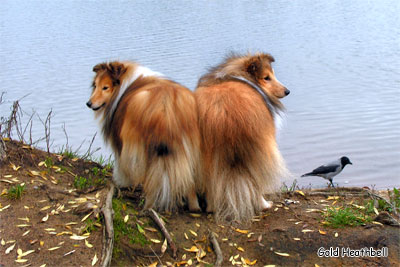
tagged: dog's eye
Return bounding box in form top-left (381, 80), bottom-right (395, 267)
top-left (102, 86), bottom-right (109, 91)
top-left (264, 76), bottom-right (271, 81)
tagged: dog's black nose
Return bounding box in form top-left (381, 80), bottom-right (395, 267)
top-left (86, 101), bottom-right (92, 108)
top-left (284, 88), bottom-right (290, 96)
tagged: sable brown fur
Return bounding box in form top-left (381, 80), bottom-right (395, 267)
top-left (195, 52), bottom-right (290, 222)
top-left (88, 61), bottom-right (201, 212)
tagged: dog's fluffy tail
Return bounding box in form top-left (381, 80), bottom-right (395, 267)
top-left (205, 145), bottom-right (288, 223)
top-left (142, 137), bottom-right (199, 211)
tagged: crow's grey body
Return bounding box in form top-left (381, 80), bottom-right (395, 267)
top-left (301, 156), bottom-right (352, 187)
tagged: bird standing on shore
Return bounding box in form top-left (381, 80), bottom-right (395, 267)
top-left (301, 156), bottom-right (352, 187)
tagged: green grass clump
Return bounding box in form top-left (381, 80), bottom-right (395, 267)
top-left (7, 184), bottom-right (26, 200)
top-left (58, 145), bottom-right (80, 159)
top-left (112, 198), bottom-right (149, 260)
top-left (90, 155), bottom-right (114, 171)
top-left (73, 176), bottom-right (90, 190)
top-left (82, 217), bottom-right (102, 234)
top-left (44, 156), bottom-right (54, 168)
top-left (388, 187), bottom-right (400, 213)
top-left (323, 206), bottom-right (373, 228)
top-left (73, 166), bottom-right (108, 190)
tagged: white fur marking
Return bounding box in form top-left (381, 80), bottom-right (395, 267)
top-left (160, 172), bottom-right (170, 209)
top-left (261, 197), bottom-right (273, 210)
top-left (110, 65), bottom-right (165, 119)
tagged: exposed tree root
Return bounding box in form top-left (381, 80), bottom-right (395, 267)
top-left (208, 229), bottom-right (223, 267)
top-left (147, 208), bottom-right (177, 259)
top-left (100, 183), bottom-right (115, 267)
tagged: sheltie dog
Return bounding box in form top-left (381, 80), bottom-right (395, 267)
top-left (87, 61), bottom-right (201, 212)
top-left (195, 53), bottom-right (290, 222)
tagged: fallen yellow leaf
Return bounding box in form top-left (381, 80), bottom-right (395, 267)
top-left (189, 230), bottom-right (197, 237)
top-left (373, 207), bottom-right (379, 215)
top-left (144, 227), bottom-right (158, 232)
top-left (70, 235), bottom-right (88, 240)
top-left (92, 253), bottom-right (98, 266)
top-left (19, 250), bottom-right (35, 257)
top-left (150, 239), bottom-right (161, 244)
top-left (85, 239), bottom-right (93, 248)
top-left (319, 230), bottom-right (327, 235)
top-left (40, 205), bottom-right (51, 211)
top-left (274, 251), bottom-right (290, 257)
top-left (48, 246), bottom-right (61, 251)
top-left (81, 211), bottom-right (93, 222)
top-left (184, 246), bottom-right (199, 253)
top-left (237, 247), bottom-right (244, 252)
top-left (327, 196), bottom-right (339, 200)
top-left (41, 213), bottom-right (49, 222)
top-left (234, 228), bottom-right (249, 234)
top-left (161, 239), bottom-right (167, 254)
top-left (5, 243), bottom-right (16, 254)
top-left (244, 258), bottom-right (257, 265)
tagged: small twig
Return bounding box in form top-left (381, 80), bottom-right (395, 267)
top-left (148, 245), bottom-right (163, 265)
top-left (39, 184), bottom-right (79, 197)
top-left (148, 208), bottom-right (177, 259)
top-left (208, 229), bottom-right (223, 267)
top-left (82, 132), bottom-right (100, 159)
top-left (22, 112), bottom-right (35, 145)
top-left (37, 110), bottom-right (53, 154)
top-left (101, 183), bottom-right (115, 267)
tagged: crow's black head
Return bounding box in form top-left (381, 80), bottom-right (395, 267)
top-left (341, 156), bottom-right (352, 166)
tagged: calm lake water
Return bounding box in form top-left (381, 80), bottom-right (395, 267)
top-left (1, 0), bottom-right (399, 189)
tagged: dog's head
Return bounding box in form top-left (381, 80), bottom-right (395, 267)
top-left (86, 62), bottom-right (127, 111)
top-left (244, 53), bottom-right (290, 99)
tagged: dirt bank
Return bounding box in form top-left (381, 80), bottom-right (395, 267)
top-left (0, 139), bottom-right (399, 266)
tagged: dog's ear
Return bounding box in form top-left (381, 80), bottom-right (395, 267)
top-left (246, 58), bottom-right (262, 78)
top-left (108, 62), bottom-right (127, 85)
top-left (93, 63), bottom-right (107, 73)
top-left (261, 53), bottom-right (275, 63)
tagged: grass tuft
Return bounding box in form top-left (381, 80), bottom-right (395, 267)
top-left (7, 184), bottom-right (26, 200)
top-left (112, 198), bottom-right (149, 260)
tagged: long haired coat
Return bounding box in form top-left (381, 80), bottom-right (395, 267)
top-left (195, 53), bottom-right (290, 222)
top-left (87, 61), bottom-right (200, 212)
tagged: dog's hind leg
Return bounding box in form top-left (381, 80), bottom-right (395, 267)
top-left (187, 187), bottom-right (201, 212)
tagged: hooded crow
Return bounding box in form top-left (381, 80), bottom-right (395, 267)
top-left (301, 156), bottom-right (352, 187)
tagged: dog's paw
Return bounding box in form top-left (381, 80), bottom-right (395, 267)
top-left (188, 202), bottom-right (201, 212)
top-left (261, 197), bottom-right (273, 211)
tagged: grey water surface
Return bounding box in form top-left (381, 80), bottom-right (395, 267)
top-left (1, 0), bottom-right (399, 189)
